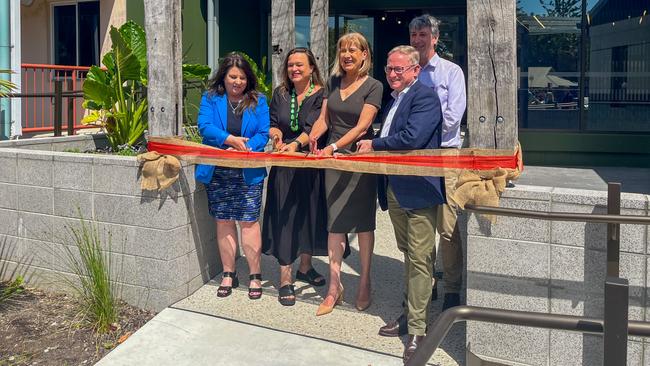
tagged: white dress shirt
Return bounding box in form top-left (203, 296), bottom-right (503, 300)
top-left (380, 81), bottom-right (416, 138)
top-left (417, 53), bottom-right (466, 148)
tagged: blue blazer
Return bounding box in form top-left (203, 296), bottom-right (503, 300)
top-left (372, 80), bottom-right (446, 210)
top-left (194, 92), bottom-right (269, 185)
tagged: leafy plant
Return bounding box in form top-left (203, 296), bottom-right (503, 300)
top-left (83, 20), bottom-right (214, 148)
top-left (62, 217), bottom-right (119, 333)
top-left (0, 276), bottom-right (24, 304)
top-left (82, 20), bottom-right (148, 150)
top-left (239, 53), bottom-right (272, 103)
top-left (0, 69), bottom-right (17, 97)
top-left (181, 64), bottom-right (211, 143)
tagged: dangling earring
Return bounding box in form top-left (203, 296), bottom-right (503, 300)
top-left (309, 74), bottom-right (313, 86)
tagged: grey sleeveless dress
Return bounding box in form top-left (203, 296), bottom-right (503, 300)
top-left (324, 76), bottom-right (383, 233)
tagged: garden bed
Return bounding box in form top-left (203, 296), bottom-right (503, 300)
top-left (0, 285), bottom-right (155, 366)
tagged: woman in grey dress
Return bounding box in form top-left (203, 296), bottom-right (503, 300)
top-left (308, 32), bottom-right (383, 316)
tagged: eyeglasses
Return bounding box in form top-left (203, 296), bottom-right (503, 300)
top-left (384, 64), bottom-right (417, 75)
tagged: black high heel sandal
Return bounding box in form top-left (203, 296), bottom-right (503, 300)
top-left (217, 271), bottom-right (239, 298)
top-left (248, 273), bottom-right (263, 300)
top-left (296, 268), bottom-right (326, 287)
top-left (278, 284), bottom-right (296, 306)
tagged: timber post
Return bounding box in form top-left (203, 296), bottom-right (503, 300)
top-left (144, 0), bottom-right (184, 137)
top-left (310, 0), bottom-right (329, 79)
top-left (466, 0), bottom-right (518, 149)
top-left (271, 0), bottom-right (296, 89)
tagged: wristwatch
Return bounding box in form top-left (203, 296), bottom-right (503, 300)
top-left (329, 143), bottom-right (338, 152)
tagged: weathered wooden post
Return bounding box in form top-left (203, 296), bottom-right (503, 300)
top-left (310, 0), bottom-right (329, 79)
top-left (271, 0), bottom-right (295, 88)
top-left (144, 0), bottom-right (183, 137)
top-left (466, 0), bottom-right (518, 149)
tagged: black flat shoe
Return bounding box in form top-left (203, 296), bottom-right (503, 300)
top-left (248, 273), bottom-right (263, 300)
top-left (296, 268), bottom-right (326, 287)
top-left (217, 271), bottom-right (239, 298)
top-left (278, 284), bottom-right (296, 306)
top-left (442, 293), bottom-right (461, 311)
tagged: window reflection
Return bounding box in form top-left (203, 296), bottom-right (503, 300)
top-left (517, 0), bottom-right (650, 132)
top-left (586, 0), bottom-right (650, 131)
top-left (517, 0), bottom-right (582, 129)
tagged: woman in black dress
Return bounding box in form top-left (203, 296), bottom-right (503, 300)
top-left (308, 33), bottom-right (383, 316)
top-left (262, 48), bottom-right (331, 306)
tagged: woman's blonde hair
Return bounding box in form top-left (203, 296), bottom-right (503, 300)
top-left (330, 32), bottom-right (372, 77)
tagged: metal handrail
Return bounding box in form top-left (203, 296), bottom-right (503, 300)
top-left (405, 184), bottom-right (649, 365)
top-left (5, 91), bottom-right (84, 98)
top-left (405, 306), bottom-right (650, 366)
top-left (465, 204), bottom-right (650, 225)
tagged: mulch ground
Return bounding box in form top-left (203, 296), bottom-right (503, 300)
top-left (0, 287), bottom-right (155, 366)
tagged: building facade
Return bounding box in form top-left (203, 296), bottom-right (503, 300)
top-left (5, 0), bottom-right (650, 167)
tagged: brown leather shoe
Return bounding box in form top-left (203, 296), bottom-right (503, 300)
top-left (403, 335), bottom-right (424, 364)
top-left (378, 314), bottom-right (407, 337)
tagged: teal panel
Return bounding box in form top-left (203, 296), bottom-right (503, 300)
top-left (0, 0), bottom-right (11, 140)
top-left (520, 131), bottom-right (650, 168)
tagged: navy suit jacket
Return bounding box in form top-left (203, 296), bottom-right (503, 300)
top-left (194, 92), bottom-right (269, 185)
top-left (372, 80), bottom-right (446, 210)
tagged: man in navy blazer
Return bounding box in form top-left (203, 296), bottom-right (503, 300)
top-left (357, 45), bottom-right (445, 364)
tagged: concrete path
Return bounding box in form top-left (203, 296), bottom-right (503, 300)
top-left (99, 207), bottom-right (464, 365)
top-left (171, 207), bottom-right (465, 366)
top-left (96, 307), bottom-right (405, 366)
top-left (96, 164), bottom-right (650, 366)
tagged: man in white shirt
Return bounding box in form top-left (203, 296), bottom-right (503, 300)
top-left (410, 14), bottom-right (467, 310)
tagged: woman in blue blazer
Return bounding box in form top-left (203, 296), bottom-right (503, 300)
top-left (195, 52), bottom-right (269, 300)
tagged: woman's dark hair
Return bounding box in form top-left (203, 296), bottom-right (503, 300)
top-left (280, 48), bottom-right (325, 93)
top-left (207, 52), bottom-right (259, 114)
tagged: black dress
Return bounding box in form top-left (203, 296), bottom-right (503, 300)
top-left (324, 76), bottom-right (383, 233)
top-left (262, 87), bottom-right (349, 265)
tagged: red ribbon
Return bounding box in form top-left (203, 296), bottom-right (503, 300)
top-left (148, 140), bottom-right (520, 171)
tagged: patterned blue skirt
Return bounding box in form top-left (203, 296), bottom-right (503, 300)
top-left (206, 167), bottom-right (263, 222)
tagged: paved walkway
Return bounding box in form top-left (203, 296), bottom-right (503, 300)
top-left (96, 165), bottom-right (650, 365)
top-left (96, 308), bottom-right (405, 366)
top-left (101, 207), bottom-right (464, 366)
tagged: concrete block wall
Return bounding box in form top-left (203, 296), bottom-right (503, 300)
top-left (0, 135), bottom-right (219, 311)
top-left (466, 185), bottom-right (649, 365)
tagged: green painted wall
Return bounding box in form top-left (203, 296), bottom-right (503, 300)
top-left (520, 131), bottom-right (650, 168)
top-left (125, 1), bottom-right (208, 125)
top-left (124, 2), bottom-right (207, 65)
top-left (218, 0), bottom-right (269, 67)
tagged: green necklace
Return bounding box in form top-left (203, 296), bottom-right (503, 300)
top-left (290, 83), bottom-right (315, 132)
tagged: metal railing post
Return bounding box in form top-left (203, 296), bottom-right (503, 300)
top-left (604, 277), bottom-right (629, 365)
top-left (53, 79), bottom-right (63, 137)
top-left (604, 182), bottom-right (627, 365)
top-left (66, 78), bottom-right (74, 136)
top-left (607, 182), bottom-right (621, 277)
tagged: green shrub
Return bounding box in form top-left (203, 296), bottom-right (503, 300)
top-left (62, 218), bottom-right (119, 333)
top-left (82, 21), bottom-right (148, 150)
top-left (0, 276), bottom-right (24, 304)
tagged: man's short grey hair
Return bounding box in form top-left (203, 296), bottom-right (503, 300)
top-left (409, 14), bottom-right (440, 37)
top-left (388, 46), bottom-right (420, 66)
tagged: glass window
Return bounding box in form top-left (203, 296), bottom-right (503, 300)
top-left (585, 0), bottom-right (650, 132)
top-left (53, 1), bottom-right (100, 66)
top-left (77, 1), bottom-right (100, 67)
top-left (53, 5), bottom-right (77, 66)
top-left (517, 0), bottom-right (582, 129)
